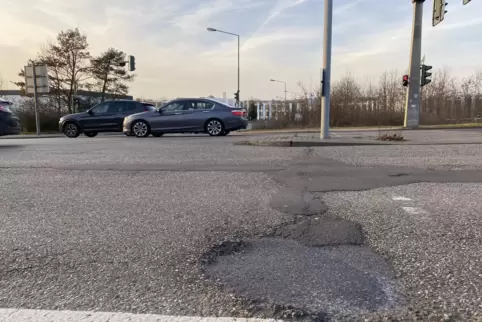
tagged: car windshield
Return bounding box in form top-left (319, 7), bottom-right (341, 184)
top-left (142, 103), bottom-right (157, 111)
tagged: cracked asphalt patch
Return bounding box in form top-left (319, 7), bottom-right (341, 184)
top-left (204, 238), bottom-right (402, 317)
top-left (269, 188), bottom-right (327, 216)
top-left (274, 217), bottom-right (364, 247)
top-left (204, 152), bottom-right (482, 320)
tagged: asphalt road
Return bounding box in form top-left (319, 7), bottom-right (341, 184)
top-left (0, 132), bottom-right (481, 321)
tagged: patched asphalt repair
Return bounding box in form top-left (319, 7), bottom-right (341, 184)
top-left (201, 148), bottom-right (482, 321)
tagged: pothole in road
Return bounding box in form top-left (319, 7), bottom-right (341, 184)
top-left (202, 238), bottom-right (403, 319)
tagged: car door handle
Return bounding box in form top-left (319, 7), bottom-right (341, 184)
top-left (174, 112), bottom-right (182, 115)
top-left (202, 111), bottom-right (211, 113)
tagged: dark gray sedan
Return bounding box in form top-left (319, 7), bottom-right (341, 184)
top-left (0, 99), bottom-right (21, 136)
top-left (123, 98), bottom-right (248, 137)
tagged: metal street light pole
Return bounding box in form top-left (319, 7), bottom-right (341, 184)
top-left (270, 79), bottom-right (287, 109)
top-left (207, 27), bottom-right (240, 106)
top-left (321, 0), bottom-right (333, 139)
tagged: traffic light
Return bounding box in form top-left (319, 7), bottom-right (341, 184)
top-left (433, 0), bottom-right (448, 27)
top-left (402, 75), bottom-right (409, 87)
top-left (421, 64), bottom-right (432, 87)
top-left (128, 55), bottom-right (136, 71)
top-left (234, 91), bottom-right (239, 102)
top-left (463, 0), bottom-right (471, 4)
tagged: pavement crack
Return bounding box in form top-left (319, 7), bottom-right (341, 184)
top-left (388, 173), bottom-right (411, 177)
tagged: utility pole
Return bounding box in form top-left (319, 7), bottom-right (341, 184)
top-left (404, 0), bottom-right (424, 128)
top-left (320, 0), bottom-right (333, 139)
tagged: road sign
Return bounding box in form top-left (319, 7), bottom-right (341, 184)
top-left (24, 64), bottom-right (49, 95)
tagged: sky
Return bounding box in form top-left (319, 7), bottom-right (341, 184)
top-left (1, 0), bottom-right (482, 101)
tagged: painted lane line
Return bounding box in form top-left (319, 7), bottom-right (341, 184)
top-left (0, 309), bottom-right (281, 322)
top-left (402, 206), bottom-right (428, 215)
top-left (392, 196), bottom-right (412, 201)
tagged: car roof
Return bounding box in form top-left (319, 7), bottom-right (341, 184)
top-left (168, 97), bottom-right (235, 107)
top-left (102, 99), bottom-right (136, 103)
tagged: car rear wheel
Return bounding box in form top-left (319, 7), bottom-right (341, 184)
top-left (63, 122), bottom-right (80, 138)
top-left (132, 120), bottom-right (150, 138)
top-left (151, 132), bottom-right (164, 137)
top-left (205, 119), bottom-right (224, 136)
top-left (84, 132), bottom-right (98, 137)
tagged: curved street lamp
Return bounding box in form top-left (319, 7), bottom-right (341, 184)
top-left (270, 79), bottom-right (287, 106)
top-left (207, 27), bottom-right (240, 106)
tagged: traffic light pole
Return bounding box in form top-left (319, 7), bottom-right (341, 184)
top-left (404, 0), bottom-right (424, 128)
top-left (320, 0), bottom-right (333, 139)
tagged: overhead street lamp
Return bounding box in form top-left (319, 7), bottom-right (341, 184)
top-left (270, 79), bottom-right (287, 106)
top-left (207, 27), bottom-right (240, 106)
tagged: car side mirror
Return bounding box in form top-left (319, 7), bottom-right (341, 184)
top-left (88, 110), bottom-right (93, 115)
top-left (158, 109), bottom-right (163, 114)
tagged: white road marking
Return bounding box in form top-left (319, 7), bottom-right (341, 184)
top-left (392, 196), bottom-right (412, 201)
top-left (0, 309), bottom-right (281, 322)
top-left (402, 206), bottom-right (429, 215)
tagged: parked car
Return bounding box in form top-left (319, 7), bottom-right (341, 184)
top-left (0, 99), bottom-right (22, 137)
top-left (122, 98), bottom-right (248, 137)
top-left (59, 100), bottom-right (156, 138)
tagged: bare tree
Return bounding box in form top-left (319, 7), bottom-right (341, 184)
top-left (331, 74), bottom-right (362, 126)
top-left (39, 28), bottom-right (91, 114)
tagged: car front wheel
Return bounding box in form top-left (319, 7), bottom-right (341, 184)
top-left (63, 122), bottom-right (80, 138)
top-left (132, 120), bottom-right (150, 138)
top-left (205, 119), bottom-right (225, 136)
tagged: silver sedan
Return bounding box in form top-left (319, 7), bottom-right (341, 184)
top-left (123, 98), bottom-right (248, 137)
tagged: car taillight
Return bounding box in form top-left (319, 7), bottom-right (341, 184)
top-left (232, 110), bottom-right (245, 117)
